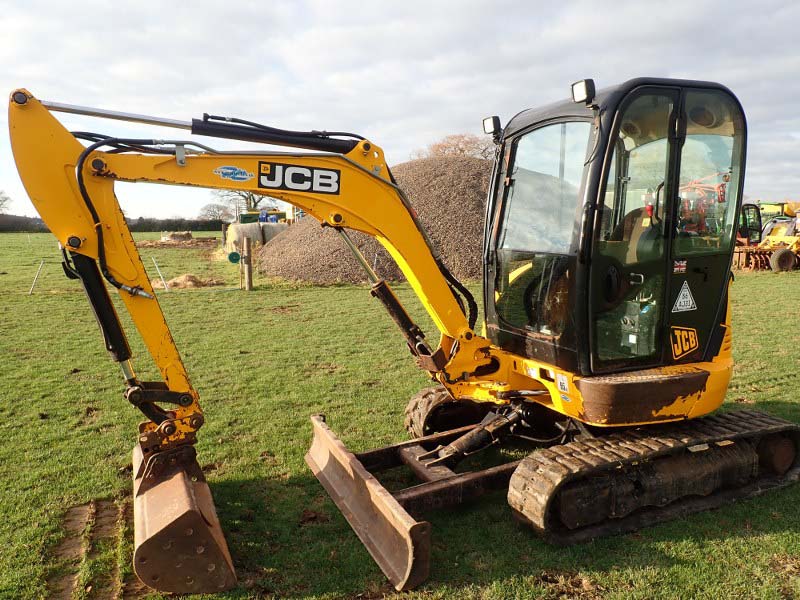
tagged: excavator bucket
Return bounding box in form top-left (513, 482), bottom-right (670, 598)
top-left (131, 444), bottom-right (237, 594)
top-left (305, 415), bottom-right (432, 591)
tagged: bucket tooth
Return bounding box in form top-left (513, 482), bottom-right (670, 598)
top-left (132, 444), bottom-right (236, 594)
top-left (305, 415), bottom-right (431, 591)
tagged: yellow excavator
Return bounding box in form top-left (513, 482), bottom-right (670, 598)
top-left (9, 78), bottom-right (800, 594)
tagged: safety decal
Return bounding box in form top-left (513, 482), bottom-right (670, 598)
top-left (672, 281), bottom-right (697, 313)
top-left (258, 161), bottom-right (340, 195)
top-left (670, 326), bottom-right (699, 360)
top-left (673, 260), bottom-right (687, 274)
top-left (213, 166), bottom-right (254, 182)
top-left (556, 373), bottom-right (569, 394)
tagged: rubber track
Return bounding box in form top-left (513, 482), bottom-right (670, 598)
top-left (404, 387), bottom-right (451, 438)
top-left (508, 409), bottom-right (800, 544)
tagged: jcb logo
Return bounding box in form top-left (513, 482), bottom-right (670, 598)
top-left (258, 161), bottom-right (340, 195)
top-left (671, 326), bottom-right (699, 360)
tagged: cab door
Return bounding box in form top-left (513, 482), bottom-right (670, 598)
top-left (667, 88), bottom-right (746, 363)
top-left (589, 88), bottom-right (679, 372)
top-left (589, 86), bottom-right (746, 373)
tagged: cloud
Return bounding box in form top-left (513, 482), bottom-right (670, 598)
top-left (0, 0), bottom-right (797, 218)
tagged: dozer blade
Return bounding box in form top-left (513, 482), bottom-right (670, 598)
top-left (132, 444), bottom-right (236, 594)
top-left (305, 415), bottom-right (431, 591)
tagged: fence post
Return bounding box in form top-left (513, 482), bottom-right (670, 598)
top-left (28, 259), bottom-right (45, 295)
top-left (243, 236), bottom-right (253, 291)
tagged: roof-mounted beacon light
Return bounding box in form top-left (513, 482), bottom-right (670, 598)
top-left (571, 79), bottom-right (596, 105)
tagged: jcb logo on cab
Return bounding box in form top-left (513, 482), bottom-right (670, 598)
top-left (258, 161), bottom-right (340, 195)
top-left (671, 326), bottom-right (699, 360)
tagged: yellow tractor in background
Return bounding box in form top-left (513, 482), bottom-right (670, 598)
top-left (8, 78), bottom-right (800, 594)
top-left (734, 201), bottom-right (800, 271)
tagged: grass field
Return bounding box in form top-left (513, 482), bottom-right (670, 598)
top-left (1, 232), bottom-right (799, 600)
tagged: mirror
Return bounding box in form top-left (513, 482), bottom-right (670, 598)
top-left (571, 79), bottom-right (596, 104)
top-left (483, 116), bottom-right (501, 136)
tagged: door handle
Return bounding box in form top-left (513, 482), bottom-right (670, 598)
top-left (629, 272), bottom-right (644, 285)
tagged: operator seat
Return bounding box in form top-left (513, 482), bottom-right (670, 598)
top-left (610, 207), bottom-right (663, 263)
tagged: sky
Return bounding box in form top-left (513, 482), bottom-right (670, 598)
top-left (1, 0), bottom-right (798, 218)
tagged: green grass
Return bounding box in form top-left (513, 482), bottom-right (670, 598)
top-left (1, 232), bottom-right (799, 599)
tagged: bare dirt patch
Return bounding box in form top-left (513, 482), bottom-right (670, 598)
top-left (270, 303), bottom-right (300, 314)
top-left (771, 554), bottom-right (800, 597)
top-left (299, 509), bottom-right (331, 526)
top-left (150, 273), bottom-right (224, 289)
top-left (303, 362), bottom-right (343, 375)
top-left (533, 570), bottom-right (605, 600)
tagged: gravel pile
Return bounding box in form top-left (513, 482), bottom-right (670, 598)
top-left (257, 156), bottom-right (490, 284)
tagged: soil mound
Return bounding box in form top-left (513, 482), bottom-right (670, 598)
top-left (257, 156), bottom-right (490, 284)
top-left (137, 237), bottom-right (218, 249)
top-left (150, 273), bottom-right (224, 289)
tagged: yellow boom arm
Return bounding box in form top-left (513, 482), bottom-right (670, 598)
top-left (9, 90), bottom-right (508, 449)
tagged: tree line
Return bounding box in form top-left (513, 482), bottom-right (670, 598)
top-left (0, 213), bottom-right (224, 233)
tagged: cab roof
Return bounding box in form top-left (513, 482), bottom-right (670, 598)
top-left (502, 77), bottom-right (739, 138)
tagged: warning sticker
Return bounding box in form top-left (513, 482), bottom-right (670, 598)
top-left (672, 281), bottom-right (697, 313)
top-left (556, 373), bottom-right (569, 394)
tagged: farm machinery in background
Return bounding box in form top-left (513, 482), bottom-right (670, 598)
top-left (734, 201), bottom-right (800, 271)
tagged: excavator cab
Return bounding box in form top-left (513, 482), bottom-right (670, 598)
top-left (484, 78), bottom-right (746, 377)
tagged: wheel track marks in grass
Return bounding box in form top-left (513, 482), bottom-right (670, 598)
top-left (47, 503), bottom-right (90, 599)
top-left (85, 499), bottom-right (119, 599)
top-left (47, 498), bottom-right (150, 600)
top-left (118, 497), bottom-right (149, 600)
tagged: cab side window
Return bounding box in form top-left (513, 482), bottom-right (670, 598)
top-left (674, 90), bottom-right (745, 255)
top-left (494, 121), bottom-right (590, 341)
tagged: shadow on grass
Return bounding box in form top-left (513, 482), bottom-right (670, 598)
top-left (208, 403), bottom-right (800, 598)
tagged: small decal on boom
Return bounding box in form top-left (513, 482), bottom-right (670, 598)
top-left (213, 166), bottom-right (254, 182)
top-left (258, 161), bottom-right (340, 195)
top-left (671, 326), bottom-right (699, 360)
top-left (672, 281), bottom-right (697, 313)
